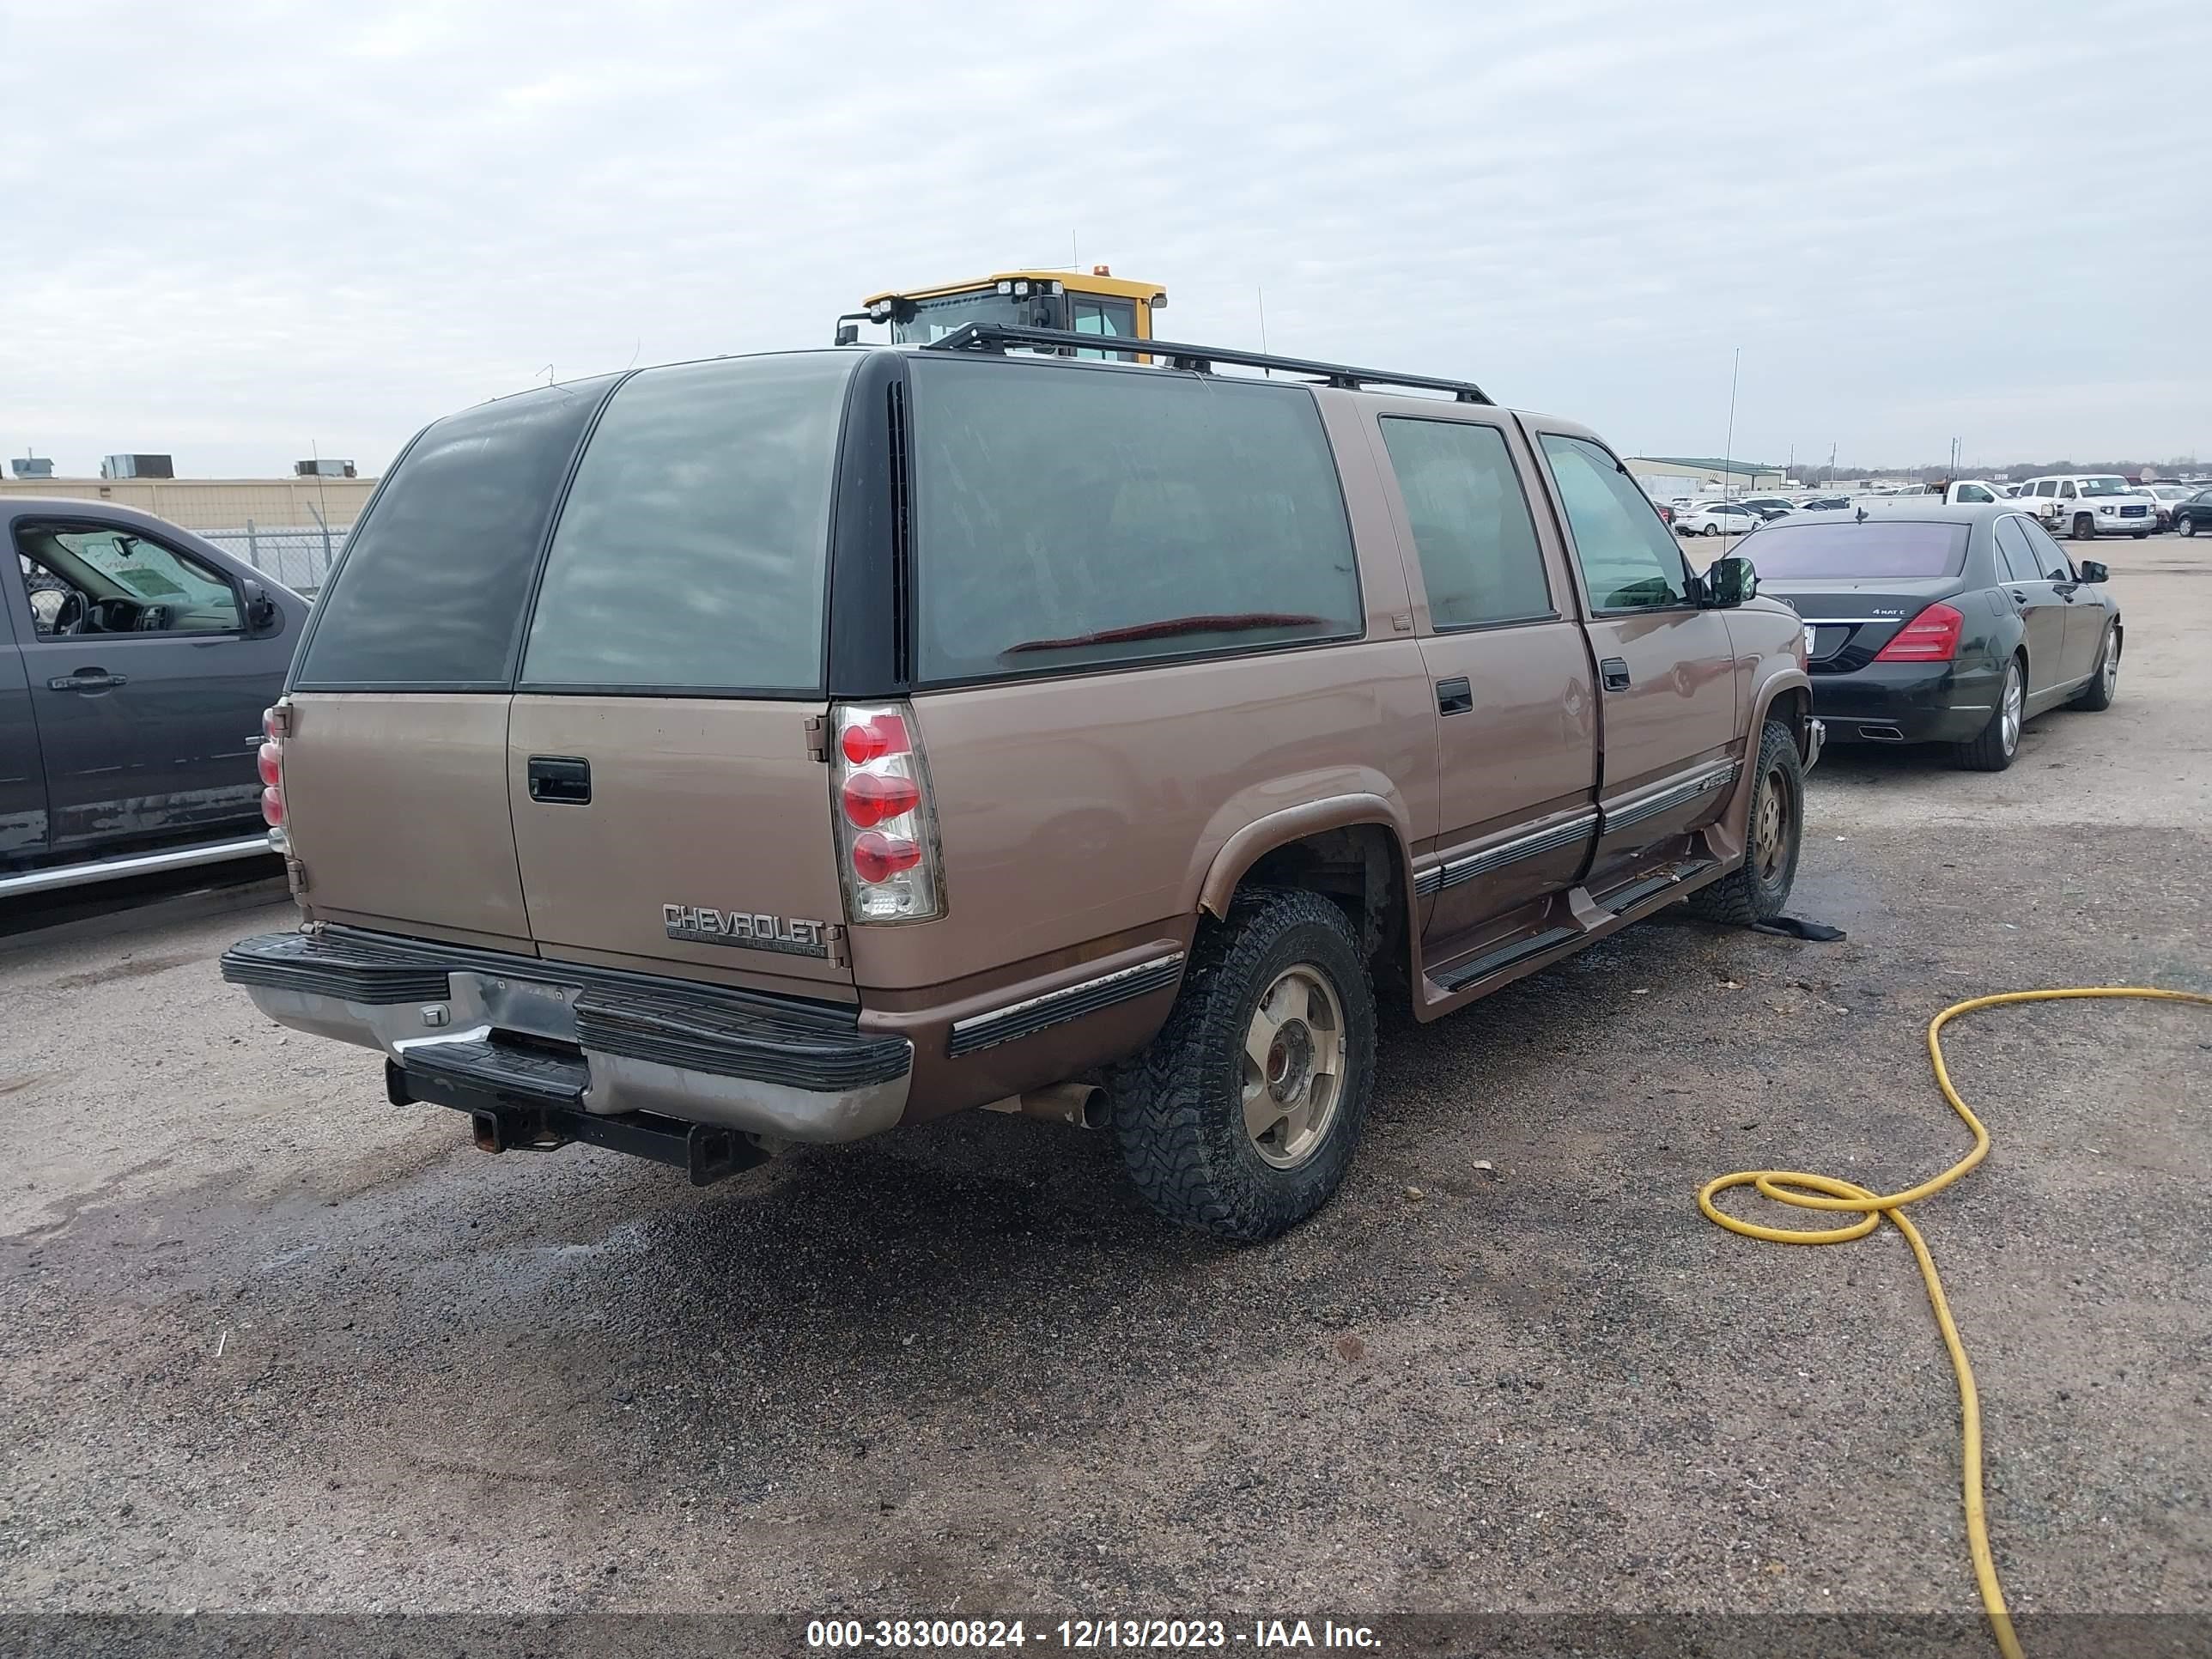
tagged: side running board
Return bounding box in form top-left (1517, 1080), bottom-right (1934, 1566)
top-left (1600, 858), bottom-right (1717, 916)
top-left (1433, 926), bottom-right (1582, 993)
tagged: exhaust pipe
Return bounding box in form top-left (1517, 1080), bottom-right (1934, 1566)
top-left (981, 1082), bottom-right (1109, 1129)
top-left (1856, 723), bottom-right (1905, 742)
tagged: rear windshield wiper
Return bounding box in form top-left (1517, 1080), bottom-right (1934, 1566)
top-left (1001, 612), bottom-right (1325, 656)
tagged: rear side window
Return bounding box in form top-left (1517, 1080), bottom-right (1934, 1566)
top-left (296, 377), bottom-right (617, 688)
top-left (1539, 434), bottom-right (1689, 610)
top-left (520, 353), bottom-right (857, 692)
top-left (1377, 417), bottom-right (1551, 628)
top-left (1992, 518), bottom-right (2043, 583)
top-left (908, 361), bottom-right (1361, 681)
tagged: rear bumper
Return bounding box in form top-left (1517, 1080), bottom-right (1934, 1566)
top-left (222, 928), bottom-right (912, 1146)
top-left (1809, 662), bottom-right (2000, 744)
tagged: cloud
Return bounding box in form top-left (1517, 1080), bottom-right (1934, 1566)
top-left (1, 0), bottom-right (2205, 476)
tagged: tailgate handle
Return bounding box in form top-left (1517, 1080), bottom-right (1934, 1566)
top-left (527, 756), bottom-right (592, 805)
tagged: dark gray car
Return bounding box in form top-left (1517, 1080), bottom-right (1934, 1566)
top-left (1, 499), bottom-right (307, 889)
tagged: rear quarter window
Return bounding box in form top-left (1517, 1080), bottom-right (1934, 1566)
top-left (295, 377), bottom-right (619, 688)
top-left (520, 353), bottom-right (856, 692)
top-left (908, 360), bottom-right (1362, 682)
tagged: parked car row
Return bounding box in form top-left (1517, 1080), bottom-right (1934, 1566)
top-left (1663, 476), bottom-right (2212, 541)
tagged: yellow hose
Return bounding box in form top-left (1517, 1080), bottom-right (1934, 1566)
top-left (1698, 986), bottom-right (2212, 1659)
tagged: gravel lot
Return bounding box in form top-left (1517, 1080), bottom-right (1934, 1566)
top-left (3, 539), bottom-right (2206, 1638)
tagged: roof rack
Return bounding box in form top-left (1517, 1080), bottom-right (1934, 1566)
top-left (921, 324), bottom-right (1493, 405)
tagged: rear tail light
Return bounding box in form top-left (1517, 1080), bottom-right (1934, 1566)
top-left (258, 700), bottom-right (290, 849)
top-left (830, 702), bottom-right (942, 922)
top-left (1873, 602), bottom-right (1964, 663)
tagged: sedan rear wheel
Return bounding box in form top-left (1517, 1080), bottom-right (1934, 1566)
top-left (2071, 626), bottom-right (2118, 711)
top-left (1954, 657), bottom-right (2024, 771)
top-left (2183, 518), bottom-right (2199, 538)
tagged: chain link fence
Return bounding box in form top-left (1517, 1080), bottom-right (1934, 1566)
top-left (198, 520), bottom-right (350, 596)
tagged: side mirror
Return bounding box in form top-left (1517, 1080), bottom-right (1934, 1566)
top-left (240, 577), bottom-right (278, 633)
top-left (2077, 560), bottom-right (2109, 584)
top-left (1703, 555), bottom-right (1758, 608)
top-left (833, 323), bottom-right (860, 347)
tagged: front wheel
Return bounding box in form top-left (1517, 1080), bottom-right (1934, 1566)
top-left (1954, 656), bottom-right (2025, 771)
top-left (2073, 514), bottom-right (2097, 541)
top-left (1113, 889), bottom-right (1376, 1241)
top-left (2184, 518), bottom-right (2200, 538)
top-left (1702, 523), bottom-right (1721, 537)
top-left (1688, 719), bottom-right (1803, 926)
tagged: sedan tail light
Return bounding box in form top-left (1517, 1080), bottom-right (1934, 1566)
top-left (830, 702), bottom-right (942, 922)
top-left (1873, 602), bottom-right (1964, 663)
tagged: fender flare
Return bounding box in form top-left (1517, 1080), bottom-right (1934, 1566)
top-left (1717, 667), bottom-right (1814, 847)
top-left (1190, 792), bottom-right (1419, 924)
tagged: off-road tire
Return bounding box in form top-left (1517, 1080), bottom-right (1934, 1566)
top-left (1112, 889), bottom-right (1375, 1242)
top-left (1953, 655), bottom-right (2025, 771)
top-left (1687, 719), bottom-right (1802, 926)
top-left (2073, 513), bottom-right (2096, 542)
top-left (2071, 625), bottom-right (2118, 711)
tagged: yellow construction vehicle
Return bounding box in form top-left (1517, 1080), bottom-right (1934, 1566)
top-left (836, 266), bottom-right (1166, 355)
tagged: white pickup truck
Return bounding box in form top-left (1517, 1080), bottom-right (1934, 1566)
top-left (2014, 473), bottom-right (2159, 540)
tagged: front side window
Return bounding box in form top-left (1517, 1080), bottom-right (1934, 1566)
top-left (297, 375), bottom-right (618, 688)
top-left (521, 353), bottom-right (855, 692)
top-left (1539, 434), bottom-right (1689, 610)
top-left (1957, 483), bottom-right (1994, 503)
top-left (1378, 417), bottom-right (1551, 629)
top-left (14, 525), bottom-right (240, 635)
top-left (908, 360), bottom-right (1361, 682)
top-left (2059, 482), bottom-right (2077, 499)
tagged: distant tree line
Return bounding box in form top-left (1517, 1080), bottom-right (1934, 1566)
top-left (1794, 458), bottom-right (2201, 484)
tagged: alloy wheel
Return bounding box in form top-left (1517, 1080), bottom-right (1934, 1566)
top-left (1752, 761), bottom-right (1792, 883)
top-left (2001, 664), bottom-right (2024, 756)
top-left (1242, 964), bottom-right (1346, 1170)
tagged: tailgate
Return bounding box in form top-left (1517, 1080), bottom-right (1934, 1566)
top-left (507, 696), bottom-right (854, 994)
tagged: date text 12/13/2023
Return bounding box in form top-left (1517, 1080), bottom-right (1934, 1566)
top-left (806, 1619), bottom-right (1382, 1650)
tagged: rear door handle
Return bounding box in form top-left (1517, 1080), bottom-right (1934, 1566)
top-left (48, 671), bottom-right (126, 691)
top-left (1600, 657), bottom-right (1632, 692)
top-left (1435, 676), bottom-right (1473, 717)
top-left (526, 755), bottom-right (592, 805)
top-left (2008, 589), bottom-right (2029, 606)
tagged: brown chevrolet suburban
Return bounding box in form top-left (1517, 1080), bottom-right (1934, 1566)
top-left (224, 325), bottom-right (1820, 1240)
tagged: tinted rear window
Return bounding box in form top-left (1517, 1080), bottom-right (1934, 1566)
top-left (520, 353), bottom-right (856, 692)
top-left (295, 377), bottom-right (617, 688)
top-left (1743, 520), bottom-right (1970, 580)
top-left (908, 360), bottom-right (1360, 682)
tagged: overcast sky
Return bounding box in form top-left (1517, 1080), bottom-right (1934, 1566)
top-left (4, 0), bottom-right (2205, 479)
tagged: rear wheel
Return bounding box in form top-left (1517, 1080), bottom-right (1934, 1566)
top-left (2184, 518), bottom-right (2200, 538)
top-left (1954, 656), bottom-right (2025, 770)
top-left (2073, 514), bottom-right (2096, 541)
top-left (1114, 888), bottom-right (1375, 1241)
top-left (2072, 626), bottom-right (2118, 710)
top-left (1688, 720), bottom-right (1802, 926)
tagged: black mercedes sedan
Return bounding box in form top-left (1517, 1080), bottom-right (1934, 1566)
top-left (1741, 504), bottom-right (2122, 771)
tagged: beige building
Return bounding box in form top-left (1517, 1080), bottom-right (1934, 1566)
top-left (1626, 456), bottom-right (1787, 497)
top-left (0, 475), bottom-right (376, 531)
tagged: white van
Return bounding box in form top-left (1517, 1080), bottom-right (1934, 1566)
top-left (2015, 474), bottom-right (2157, 540)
